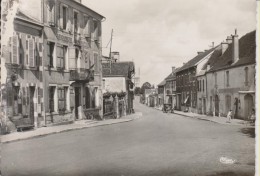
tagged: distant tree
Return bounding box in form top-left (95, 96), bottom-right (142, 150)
top-left (140, 82), bottom-right (152, 94)
top-left (134, 87), bottom-right (141, 95)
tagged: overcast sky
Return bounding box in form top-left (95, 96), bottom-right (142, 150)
top-left (20, 0), bottom-right (256, 86)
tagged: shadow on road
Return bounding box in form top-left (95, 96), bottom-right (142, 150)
top-left (239, 127), bottom-right (255, 138)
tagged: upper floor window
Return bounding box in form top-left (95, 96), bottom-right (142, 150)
top-left (47, 41), bottom-right (55, 68)
top-left (74, 11), bottom-right (79, 33)
top-left (84, 15), bottom-right (90, 37)
top-left (226, 71), bottom-right (229, 87)
top-left (245, 67), bottom-right (249, 86)
top-left (57, 45), bottom-right (67, 69)
top-left (60, 5), bottom-right (68, 30)
top-left (47, 2), bottom-right (55, 26)
top-left (203, 80), bottom-right (205, 92)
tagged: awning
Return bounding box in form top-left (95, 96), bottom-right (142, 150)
top-left (184, 96), bottom-right (189, 104)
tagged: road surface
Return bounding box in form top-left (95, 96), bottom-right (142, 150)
top-left (1, 99), bottom-right (255, 176)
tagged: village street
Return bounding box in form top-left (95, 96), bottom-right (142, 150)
top-left (1, 98), bottom-right (255, 176)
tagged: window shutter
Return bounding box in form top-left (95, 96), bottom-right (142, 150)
top-left (85, 51), bottom-right (89, 69)
top-left (28, 38), bottom-right (35, 67)
top-left (94, 54), bottom-right (98, 72)
top-left (98, 21), bottom-right (101, 38)
top-left (12, 35), bottom-right (19, 64)
top-left (70, 87), bottom-right (75, 108)
top-left (56, 45), bottom-right (61, 68)
top-left (68, 47), bottom-right (76, 69)
top-left (66, 7), bottom-right (69, 31)
top-left (60, 5), bottom-right (63, 29)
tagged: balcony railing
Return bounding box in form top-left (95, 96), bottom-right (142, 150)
top-left (70, 69), bottom-right (94, 81)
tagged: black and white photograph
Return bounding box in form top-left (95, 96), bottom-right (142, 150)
top-left (0, 0), bottom-right (259, 175)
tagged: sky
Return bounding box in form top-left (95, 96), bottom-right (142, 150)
top-left (19, 0), bottom-right (256, 86)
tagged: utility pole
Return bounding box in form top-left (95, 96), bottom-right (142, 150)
top-left (109, 29), bottom-right (113, 74)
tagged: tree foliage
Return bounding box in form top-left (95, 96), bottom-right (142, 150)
top-left (140, 82), bottom-right (152, 94)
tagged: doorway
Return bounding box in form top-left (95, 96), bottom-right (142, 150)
top-left (203, 98), bottom-right (206, 115)
top-left (75, 87), bottom-right (81, 119)
top-left (244, 94), bottom-right (253, 119)
top-left (29, 87), bottom-right (35, 124)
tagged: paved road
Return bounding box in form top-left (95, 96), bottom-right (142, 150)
top-left (1, 99), bottom-right (255, 176)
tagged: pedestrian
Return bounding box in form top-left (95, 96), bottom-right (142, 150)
top-left (249, 108), bottom-right (255, 124)
top-left (226, 110), bottom-right (232, 123)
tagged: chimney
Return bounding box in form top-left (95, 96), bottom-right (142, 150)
top-left (221, 41), bottom-right (229, 55)
top-left (232, 29), bottom-right (239, 63)
top-left (226, 36), bottom-right (232, 44)
top-left (172, 66), bottom-right (176, 73)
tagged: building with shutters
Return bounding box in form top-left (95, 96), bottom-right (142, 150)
top-left (0, 0), bottom-right (105, 132)
top-left (176, 47), bottom-right (216, 113)
top-left (1, 7), bottom-right (44, 128)
top-left (42, 0), bottom-right (105, 124)
top-left (205, 30), bottom-right (256, 120)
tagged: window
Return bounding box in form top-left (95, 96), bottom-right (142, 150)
top-left (58, 87), bottom-right (67, 112)
top-left (57, 45), bottom-right (67, 68)
top-left (62, 6), bottom-right (67, 30)
top-left (93, 20), bottom-right (98, 39)
top-left (75, 48), bottom-right (79, 69)
top-left (48, 2), bottom-right (55, 25)
top-left (84, 15), bottom-right (90, 37)
top-left (28, 38), bottom-right (35, 67)
top-left (47, 42), bottom-right (55, 68)
top-left (12, 35), bottom-right (19, 64)
top-left (226, 71), bottom-right (229, 87)
top-left (203, 80), bottom-right (205, 92)
top-left (49, 86), bottom-right (55, 113)
top-left (245, 67), bottom-right (249, 86)
top-left (74, 11), bottom-right (78, 33)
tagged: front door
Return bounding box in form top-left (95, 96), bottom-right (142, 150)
top-left (75, 87), bottom-right (81, 119)
top-left (29, 87), bottom-right (35, 124)
top-left (203, 98), bottom-right (206, 115)
top-left (244, 94), bottom-right (253, 119)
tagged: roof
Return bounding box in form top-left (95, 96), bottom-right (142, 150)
top-left (102, 62), bottom-right (135, 77)
top-left (165, 67), bottom-right (180, 80)
top-left (177, 47), bottom-right (216, 72)
top-left (15, 10), bottom-right (42, 26)
top-left (158, 80), bottom-right (166, 86)
top-left (208, 30), bottom-right (256, 72)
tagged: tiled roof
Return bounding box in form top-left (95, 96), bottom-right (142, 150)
top-left (158, 80), bottom-right (166, 86)
top-left (177, 47), bottom-right (216, 72)
top-left (201, 48), bottom-right (222, 71)
top-left (165, 67), bottom-right (180, 80)
top-left (102, 62), bottom-right (135, 77)
top-left (208, 30), bottom-right (256, 72)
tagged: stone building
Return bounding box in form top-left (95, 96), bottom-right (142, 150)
top-left (102, 61), bottom-right (135, 115)
top-left (42, 0), bottom-right (104, 123)
top-left (0, 0), bottom-right (105, 132)
top-left (176, 47), bottom-right (216, 112)
top-left (206, 30), bottom-right (256, 119)
top-left (165, 67), bottom-right (178, 109)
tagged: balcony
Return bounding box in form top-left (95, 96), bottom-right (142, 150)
top-left (70, 69), bottom-right (94, 82)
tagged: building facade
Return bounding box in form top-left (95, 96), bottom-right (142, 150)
top-left (102, 61), bottom-right (135, 115)
top-left (206, 30), bottom-right (256, 120)
top-left (165, 67), bottom-right (178, 109)
top-left (42, 0), bottom-right (104, 124)
top-left (176, 47), bottom-right (215, 112)
top-left (1, 0), bottom-right (104, 132)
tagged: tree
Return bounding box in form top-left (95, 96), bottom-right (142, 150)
top-left (140, 82), bottom-right (152, 94)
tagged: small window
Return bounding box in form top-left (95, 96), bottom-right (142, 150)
top-left (245, 67), bottom-right (249, 86)
top-left (226, 71), bottom-right (229, 87)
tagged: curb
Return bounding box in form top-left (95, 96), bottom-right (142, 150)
top-left (1, 115), bottom-right (141, 144)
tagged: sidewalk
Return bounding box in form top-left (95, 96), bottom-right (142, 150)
top-left (0, 113), bottom-right (141, 143)
top-left (154, 107), bottom-right (252, 127)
